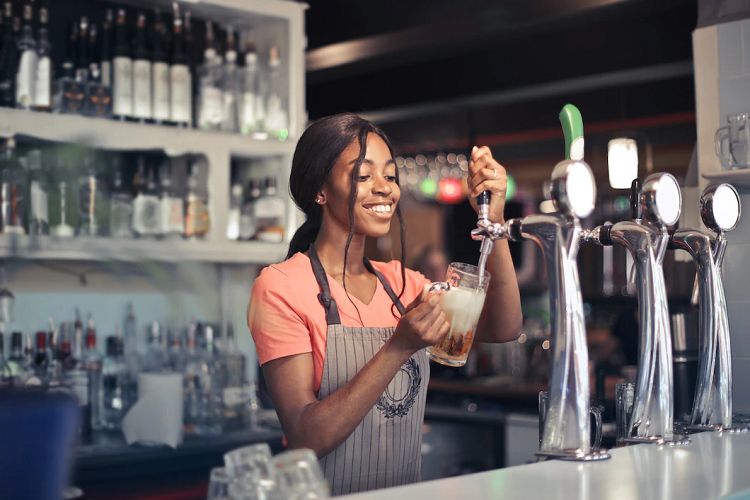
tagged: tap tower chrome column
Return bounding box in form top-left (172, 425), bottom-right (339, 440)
top-left (670, 183), bottom-right (744, 431)
top-left (584, 174), bottom-right (690, 445)
top-left (475, 105), bottom-right (609, 460)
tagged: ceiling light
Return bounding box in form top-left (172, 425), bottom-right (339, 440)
top-left (608, 138), bottom-right (638, 189)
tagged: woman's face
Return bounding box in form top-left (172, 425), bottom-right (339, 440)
top-left (321, 133), bottom-right (400, 238)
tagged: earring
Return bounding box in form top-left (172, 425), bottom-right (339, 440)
top-left (316, 195), bottom-right (324, 204)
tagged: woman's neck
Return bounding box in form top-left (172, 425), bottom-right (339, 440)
top-left (314, 222), bottom-right (368, 276)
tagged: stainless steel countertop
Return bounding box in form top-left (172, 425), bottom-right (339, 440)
top-left (339, 431), bottom-right (750, 499)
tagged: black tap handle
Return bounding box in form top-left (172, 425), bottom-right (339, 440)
top-left (477, 191), bottom-right (491, 208)
top-left (598, 224), bottom-right (613, 246)
top-left (477, 190), bottom-right (491, 222)
top-left (630, 179), bottom-right (642, 220)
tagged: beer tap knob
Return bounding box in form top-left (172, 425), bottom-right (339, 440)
top-left (476, 190), bottom-right (491, 226)
top-left (630, 178), bottom-right (643, 222)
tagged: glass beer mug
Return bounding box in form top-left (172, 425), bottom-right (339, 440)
top-left (538, 390), bottom-right (604, 449)
top-left (715, 112), bottom-right (750, 170)
top-left (424, 262), bottom-right (490, 367)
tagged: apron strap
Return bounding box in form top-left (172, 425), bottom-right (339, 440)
top-left (308, 244), bottom-right (342, 326)
top-left (365, 257), bottom-right (407, 315)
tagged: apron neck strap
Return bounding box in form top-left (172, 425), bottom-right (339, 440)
top-left (364, 257), bottom-right (406, 315)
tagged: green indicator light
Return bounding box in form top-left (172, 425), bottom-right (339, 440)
top-left (419, 178), bottom-right (438, 198)
top-left (506, 174), bottom-right (517, 201)
top-left (279, 128), bottom-right (289, 141)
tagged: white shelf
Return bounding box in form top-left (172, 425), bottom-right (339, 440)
top-left (703, 170), bottom-right (750, 189)
top-left (0, 107), bottom-right (296, 159)
top-left (0, 234), bottom-right (287, 265)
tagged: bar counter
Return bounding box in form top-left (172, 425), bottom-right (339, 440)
top-left (339, 431), bottom-right (750, 500)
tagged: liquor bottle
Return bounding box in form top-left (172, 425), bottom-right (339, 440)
top-left (48, 156), bottom-right (76, 237)
top-left (151, 9), bottom-right (169, 124)
top-left (158, 162), bottom-right (184, 238)
top-left (100, 9), bottom-right (112, 88)
top-left (109, 156), bottom-right (133, 238)
top-left (122, 303), bottom-right (140, 402)
top-left (75, 17), bottom-right (89, 84)
top-left (101, 335), bottom-right (127, 430)
top-left (7, 331), bottom-right (33, 384)
top-left (239, 179), bottom-right (261, 241)
top-left (65, 320), bottom-right (92, 440)
top-left (183, 322), bottom-right (199, 434)
top-left (220, 27), bottom-right (238, 133)
top-left (15, 0), bottom-right (37, 110)
top-left (169, 3), bottom-right (191, 127)
top-left (32, 330), bottom-right (49, 381)
top-left (184, 160), bottom-right (209, 239)
top-left (0, 331), bottom-right (12, 384)
top-left (253, 177), bottom-right (285, 242)
top-left (77, 152), bottom-right (107, 237)
top-left (197, 21), bottom-right (222, 131)
top-left (264, 47), bottom-right (288, 140)
top-left (59, 21), bottom-right (84, 115)
top-left (83, 317), bottom-right (103, 431)
top-left (112, 9), bottom-right (132, 120)
top-left (167, 327), bottom-right (183, 372)
top-left (132, 157), bottom-right (161, 237)
top-left (143, 321), bottom-right (168, 373)
top-left (0, 138), bottom-right (27, 235)
top-left (238, 36), bottom-right (260, 136)
top-left (226, 183), bottom-right (241, 240)
top-left (221, 322), bottom-right (250, 430)
top-left (87, 22), bottom-right (112, 119)
top-left (32, 0), bottom-right (51, 111)
top-left (0, 2), bottom-right (18, 108)
top-left (27, 148), bottom-right (49, 235)
top-left (132, 12), bottom-right (151, 122)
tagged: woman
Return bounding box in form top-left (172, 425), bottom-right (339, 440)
top-left (247, 113), bottom-right (522, 495)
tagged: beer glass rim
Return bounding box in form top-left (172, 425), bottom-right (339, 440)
top-left (448, 262), bottom-right (490, 280)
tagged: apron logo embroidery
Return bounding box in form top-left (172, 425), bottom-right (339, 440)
top-left (376, 357), bottom-right (421, 419)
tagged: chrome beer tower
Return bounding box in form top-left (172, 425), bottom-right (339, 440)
top-left (473, 105), bottom-right (609, 461)
top-left (670, 183), bottom-right (744, 432)
top-left (583, 175), bottom-right (689, 445)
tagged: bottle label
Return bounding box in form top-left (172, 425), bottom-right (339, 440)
top-left (170, 64), bottom-right (192, 124)
top-left (132, 59), bottom-right (152, 119)
top-left (160, 197), bottom-right (184, 234)
top-left (152, 62), bottom-right (170, 121)
top-left (34, 57), bottom-right (51, 108)
top-left (30, 180), bottom-right (48, 224)
top-left (101, 60), bottom-right (111, 87)
top-left (16, 50), bottom-right (38, 108)
top-left (87, 82), bottom-right (113, 118)
top-left (61, 80), bottom-right (86, 115)
top-left (185, 197), bottom-right (209, 237)
top-left (132, 195), bottom-right (161, 235)
top-left (240, 91), bottom-right (256, 133)
top-left (199, 86), bottom-right (222, 128)
top-left (113, 57), bottom-right (133, 116)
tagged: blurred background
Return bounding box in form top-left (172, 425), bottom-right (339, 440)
top-left (0, 0), bottom-right (749, 498)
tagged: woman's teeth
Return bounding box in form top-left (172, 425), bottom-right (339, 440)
top-left (366, 205), bottom-right (391, 213)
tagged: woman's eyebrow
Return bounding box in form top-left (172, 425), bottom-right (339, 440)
top-left (348, 158), bottom-right (396, 166)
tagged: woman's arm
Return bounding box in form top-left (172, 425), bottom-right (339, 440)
top-left (256, 292), bottom-right (449, 458)
top-left (466, 146), bottom-right (523, 343)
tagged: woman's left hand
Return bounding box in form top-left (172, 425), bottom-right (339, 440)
top-left (467, 146), bottom-right (507, 224)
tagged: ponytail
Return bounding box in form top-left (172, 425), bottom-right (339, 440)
top-left (286, 210), bottom-right (322, 259)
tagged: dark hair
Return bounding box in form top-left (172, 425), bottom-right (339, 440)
top-left (287, 113), bottom-right (407, 317)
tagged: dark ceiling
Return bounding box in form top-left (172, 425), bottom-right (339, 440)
top-left (302, 0), bottom-right (699, 158)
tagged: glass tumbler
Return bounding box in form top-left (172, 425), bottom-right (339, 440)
top-left (425, 262), bottom-right (490, 367)
top-left (224, 442), bottom-right (274, 488)
top-left (538, 390), bottom-right (603, 449)
top-left (616, 382), bottom-right (635, 445)
top-left (270, 449), bottom-right (329, 498)
top-left (207, 467), bottom-right (230, 500)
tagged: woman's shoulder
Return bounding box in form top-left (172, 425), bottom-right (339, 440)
top-left (252, 252), bottom-right (314, 295)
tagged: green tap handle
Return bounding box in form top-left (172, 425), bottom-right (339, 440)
top-left (559, 104), bottom-right (584, 161)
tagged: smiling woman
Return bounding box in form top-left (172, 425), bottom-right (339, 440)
top-left (246, 113), bottom-right (522, 496)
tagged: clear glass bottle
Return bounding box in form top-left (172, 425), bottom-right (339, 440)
top-left (77, 151), bottom-right (107, 237)
top-left (239, 36), bottom-right (261, 136)
top-left (221, 322), bottom-right (250, 430)
top-left (263, 46), bottom-right (288, 141)
top-left (143, 321), bottom-right (168, 373)
top-left (169, 2), bottom-right (191, 128)
top-left (239, 179), bottom-right (261, 241)
top-left (58, 21), bottom-right (84, 115)
top-left (167, 326), bottom-right (184, 373)
top-left (151, 9), bottom-right (169, 124)
top-left (15, 0), bottom-right (37, 110)
top-left (100, 9), bottom-right (112, 88)
top-left (122, 302), bottom-right (141, 396)
top-left (183, 322), bottom-right (200, 435)
top-left (195, 324), bottom-right (222, 435)
top-left (0, 331), bottom-right (13, 384)
top-left (132, 156), bottom-right (161, 238)
top-left (109, 156), bottom-right (134, 239)
top-left (131, 12), bottom-right (151, 123)
top-left (27, 149), bottom-right (49, 235)
top-left (48, 156), bottom-right (76, 237)
top-left (0, 138), bottom-right (27, 235)
top-left (87, 22), bottom-right (113, 119)
top-left (83, 316), bottom-right (103, 431)
top-left (159, 162), bottom-right (184, 239)
top-left (32, 0), bottom-right (51, 112)
top-left (196, 21), bottom-right (223, 131)
top-left (112, 9), bottom-right (132, 121)
top-left (0, 1), bottom-right (18, 107)
top-left (7, 332), bottom-right (34, 384)
top-left (184, 160), bottom-right (209, 239)
top-left (226, 183), bottom-right (242, 241)
top-left (101, 335), bottom-right (127, 431)
top-left (253, 177), bottom-right (285, 243)
top-left (220, 27), bottom-right (238, 133)
top-left (64, 320), bottom-right (92, 439)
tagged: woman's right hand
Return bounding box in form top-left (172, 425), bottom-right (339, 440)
top-left (390, 291), bottom-right (450, 355)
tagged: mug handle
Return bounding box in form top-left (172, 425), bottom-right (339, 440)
top-left (715, 126), bottom-right (729, 161)
top-left (589, 406), bottom-right (603, 450)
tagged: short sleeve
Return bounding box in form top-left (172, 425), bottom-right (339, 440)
top-left (248, 266), bottom-right (312, 365)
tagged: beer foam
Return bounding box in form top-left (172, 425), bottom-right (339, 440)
top-left (440, 286), bottom-right (486, 334)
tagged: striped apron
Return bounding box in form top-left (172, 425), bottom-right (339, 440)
top-left (308, 245), bottom-right (430, 496)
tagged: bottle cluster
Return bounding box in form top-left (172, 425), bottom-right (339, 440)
top-left (0, 138), bottom-right (210, 239)
top-left (226, 177), bottom-right (285, 243)
top-left (0, 0), bottom-right (288, 139)
top-left (0, 306), bottom-right (256, 441)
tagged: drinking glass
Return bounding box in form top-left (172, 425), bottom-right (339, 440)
top-left (207, 467), bottom-right (230, 499)
top-left (538, 390), bottom-right (603, 449)
top-left (715, 112), bottom-right (750, 170)
top-left (425, 262), bottom-right (490, 367)
top-left (224, 442), bottom-right (274, 488)
top-left (270, 449), bottom-right (329, 499)
top-left (616, 382), bottom-right (635, 445)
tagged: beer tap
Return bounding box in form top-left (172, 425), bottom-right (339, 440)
top-left (669, 183), bottom-right (746, 432)
top-left (582, 174), bottom-right (691, 445)
top-left (474, 105), bottom-right (609, 461)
